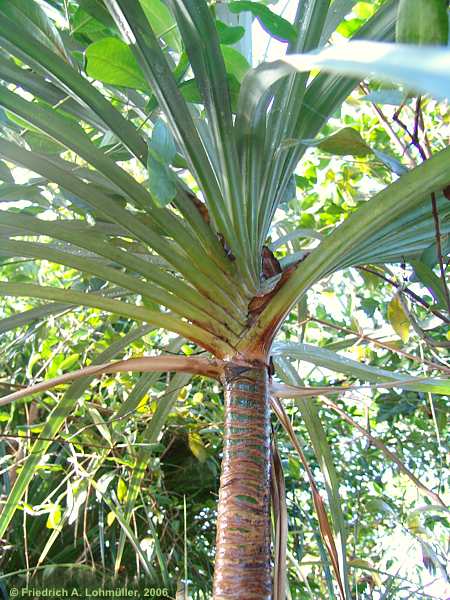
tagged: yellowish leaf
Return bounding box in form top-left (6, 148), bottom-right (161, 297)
top-left (188, 432), bottom-right (208, 463)
top-left (107, 511), bottom-right (116, 527)
top-left (117, 477), bottom-right (127, 503)
top-left (349, 558), bottom-right (382, 587)
top-left (46, 504), bottom-right (62, 529)
top-left (387, 294), bottom-right (410, 343)
top-left (192, 392), bottom-right (204, 404)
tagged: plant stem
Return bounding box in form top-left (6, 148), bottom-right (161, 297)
top-left (213, 363), bottom-right (271, 599)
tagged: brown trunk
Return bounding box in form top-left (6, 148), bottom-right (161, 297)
top-left (213, 363), bottom-right (272, 599)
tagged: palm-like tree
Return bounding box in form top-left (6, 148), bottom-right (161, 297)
top-left (0, 0), bottom-right (449, 597)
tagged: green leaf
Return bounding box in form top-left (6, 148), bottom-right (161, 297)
top-left (59, 354), bottom-right (81, 372)
top-left (420, 235), bottom-right (450, 269)
top-left (139, 0), bottom-right (181, 52)
top-left (147, 120), bottom-right (177, 206)
top-left (303, 127), bottom-right (371, 157)
top-left (0, 0), bottom-right (72, 64)
top-left (273, 342), bottom-right (450, 395)
top-left (372, 148), bottom-right (408, 176)
top-left (396, 0), bottom-right (449, 46)
top-left (85, 37), bottom-right (148, 90)
top-left (229, 1), bottom-right (297, 43)
top-left (147, 153), bottom-right (176, 206)
top-left (79, 0), bottom-right (116, 28)
top-left (23, 131), bottom-right (65, 155)
top-left (216, 20), bottom-right (245, 45)
top-left (221, 45), bottom-right (251, 83)
top-left (150, 119), bottom-right (177, 163)
top-left (411, 260), bottom-right (448, 308)
top-left (0, 160), bottom-right (13, 183)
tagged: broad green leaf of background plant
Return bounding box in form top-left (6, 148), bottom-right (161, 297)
top-left (229, 1), bottom-right (297, 43)
top-left (139, 0), bottom-right (181, 52)
top-left (302, 127), bottom-right (372, 157)
top-left (216, 19), bottom-right (245, 45)
top-left (85, 37), bottom-right (149, 89)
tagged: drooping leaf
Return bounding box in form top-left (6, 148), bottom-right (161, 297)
top-left (411, 259), bottom-right (448, 308)
top-left (303, 127), bottom-right (371, 157)
top-left (273, 342), bottom-right (450, 395)
top-left (387, 293), bottom-right (410, 343)
top-left (188, 432), bottom-right (208, 463)
top-left (85, 37), bottom-right (148, 90)
top-left (150, 119), bottom-right (177, 163)
top-left (372, 148), bottom-right (408, 175)
top-left (229, 1), bottom-right (297, 43)
top-left (147, 119), bottom-right (177, 206)
top-left (117, 477), bottom-right (127, 503)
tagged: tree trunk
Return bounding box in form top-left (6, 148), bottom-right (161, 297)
top-left (213, 363), bottom-right (272, 599)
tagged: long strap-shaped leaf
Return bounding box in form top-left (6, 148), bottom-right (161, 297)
top-left (275, 0), bottom-right (397, 207)
top-left (0, 239), bottom-right (238, 342)
top-left (260, 0), bottom-right (331, 239)
top-left (0, 139), bottom-right (242, 318)
top-left (0, 11), bottom-right (147, 163)
top-left (274, 355), bottom-right (351, 599)
top-left (0, 282), bottom-right (234, 354)
top-left (166, 0), bottom-right (256, 288)
top-left (0, 302), bottom-right (71, 335)
top-left (0, 86), bottom-right (235, 293)
top-left (0, 212), bottom-right (243, 333)
top-left (243, 145), bottom-right (450, 347)
top-left (0, 55), bottom-right (106, 132)
top-left (272, 342), bottom-right (450, 396)
top-left (0, 354), bottom-right (222, 406)
top-left (103, 2), bottom-right (231, 238)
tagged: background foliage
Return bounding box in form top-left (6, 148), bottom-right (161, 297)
top-left (0, 0), bottom-right (448, 598)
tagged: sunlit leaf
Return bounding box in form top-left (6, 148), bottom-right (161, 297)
top-left (387, 293), bottom-right (410, 343)
top-left (85, 37), bottom-right (148, 90)
top-left (117, 477), bottom-right (127, 503)
top-left (229, 1), bottom-right (297, 43)
top-left (188, 432), bottom-right (208, 463)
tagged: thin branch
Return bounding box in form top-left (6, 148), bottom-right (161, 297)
top-left (357, 266), bottom-right (450, 324)
top-left (397, 292), bottom-right (450, 350)
top-left (310, 317), bottom-right (450, 375)
top-left (275, 394), bottom-right (445, 508)
top-left (359, 83), bottom-right (416, 168)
